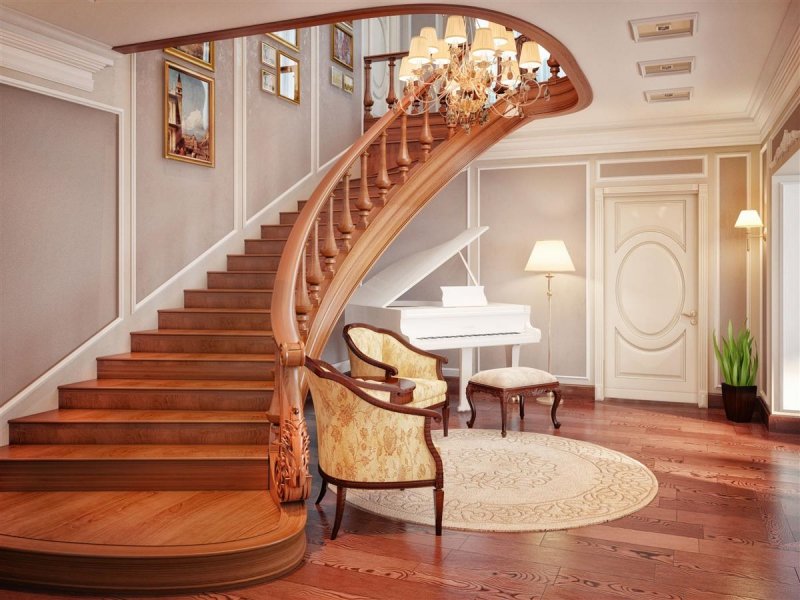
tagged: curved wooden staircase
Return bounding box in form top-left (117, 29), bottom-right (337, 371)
top-left (0, 11), bottom-right (590, 594)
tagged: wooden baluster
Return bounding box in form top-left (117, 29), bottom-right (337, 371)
top-left (295, 246), bottom-right (312, 337)
top-left (419, 89), bottom-right (434, 161)
top-left (548, 56), bottom-right (561, 80)
top-left (375, 130), bottom-right (392, 205)
top-left (355, 151), bottom-right (373, 228)
top-left (307, 219), bottom-right (323, 304)
top-left (337, 169), bottom-right (355, 250)
top-left (363, 59), bottom-right (374, 118)
top-left (397, 112), bottom-right (411, 182)
top-left (321, 194), bottom-right (339, 275)
top-left (386, 57), bottom-right (398, 110)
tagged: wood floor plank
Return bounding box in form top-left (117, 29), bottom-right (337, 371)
top-left (671, 549), bottom-right (800, 586)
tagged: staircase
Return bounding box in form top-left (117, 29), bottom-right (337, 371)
top-left (0, 17), bottom-right (590, 593)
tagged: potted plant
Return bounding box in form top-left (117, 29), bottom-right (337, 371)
top-left (712, 321), bottom-right (759, 422)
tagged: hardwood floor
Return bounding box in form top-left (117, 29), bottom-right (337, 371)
top-left (2, 393), bottom-right (798, 599)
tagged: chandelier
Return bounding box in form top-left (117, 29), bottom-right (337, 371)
top-left (398, 16), bottom-right (549, 132)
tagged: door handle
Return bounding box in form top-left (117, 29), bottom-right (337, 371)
top-left (681, 310), bottom-right (697, 326)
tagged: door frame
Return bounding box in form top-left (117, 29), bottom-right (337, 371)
top-left (593, 183), bottom-right (709, 406)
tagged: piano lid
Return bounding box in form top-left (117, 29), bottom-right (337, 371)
top-left (350, 226), bottom-right (489, 308)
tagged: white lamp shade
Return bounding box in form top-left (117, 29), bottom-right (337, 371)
top-left (432, 39), bottom-right (451, 65)
top-left (519, 41), bottom-right (542, 70)
top-left (735, 209), bottom-right (764, 229)
top-left (444, 15), bottom-right (467, 44)
top-left (419, 26), bottom-right (439, 52)
top-left (398, 57), bottom-right (416, 81)
top-left (471, 28), bottom-right (496, 61)
top-left (488, 22), bottom-right (508, 47)
top-left (525, 240), bottom-right (575, 272)
top-left (500, 30), bottom-right (518, 58)
top-left (408, 36), bottom-right (432, 65)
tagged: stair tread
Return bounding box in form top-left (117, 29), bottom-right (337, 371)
top-left (158, 308), bottom-right (272, 314)
top-left (60, 378), bottom-right (274, 391)
top-left (10, 409), bottom-right (275, 424)
top-left (228, 253), bottom-right (282, 258)
top-left (207, 270), bottom-right (277, 274)
top-left (0, 444), bottom-right (270, 460)
top-left (134, 329), bottom-right (273, 337)
top-left (185, 288), bottom-right (272, 293)
top-left (97, 352), bottom-right (275, 361)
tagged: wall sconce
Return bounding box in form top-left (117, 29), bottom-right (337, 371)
top-left (734, 209), bottom-right (766, 251)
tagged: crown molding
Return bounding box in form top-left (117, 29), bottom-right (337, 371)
top-left (0, 7), bottom-right (117, 91)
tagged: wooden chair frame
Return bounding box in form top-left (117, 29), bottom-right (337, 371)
top-left (466, 380), bottom-right (562, 437)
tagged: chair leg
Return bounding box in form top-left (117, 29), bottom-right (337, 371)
top-left (466, 388), bottom-right (477, 429)
top-left (331, 486), bottom-right (347, 540)
top-left (501, 392), bottom-right (509, 437)
top-left (442, 402), bottom-right (450, 437)
top-left (551, 388), bottom-right (562, 429)
top-left (433, 487), bottom-right (444, 536)
top-left (315, 478), bottom-right (328, 505)
top-left (519, 393), bottom-right (525, 419)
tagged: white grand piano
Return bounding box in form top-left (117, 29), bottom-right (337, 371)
top-left (345, 226), bottom-right (542, 412)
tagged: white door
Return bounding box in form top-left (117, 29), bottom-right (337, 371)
top-left (604, 191), bottom-right (699, 402)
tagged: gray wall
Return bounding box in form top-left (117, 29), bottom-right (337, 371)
top-left (136, 40), bottom-right (235, 301)
top-left (0, 84), bottom-right (119, 405)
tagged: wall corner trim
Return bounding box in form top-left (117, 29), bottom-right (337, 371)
top-left (0, 6), bottom-right (117, 92)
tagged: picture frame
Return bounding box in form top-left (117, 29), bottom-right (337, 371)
top-left (261, 69), bottom-right (276, 94)
top-left (164, 61), bottom-right (215, 167)
top-left (261, 42), bottom-right (277, 68)
top-left (343, 73), bottom-right (354, 94)
top-left (277, 52), bottom-right (300, 104)
top-left (331, 24), bottom-right (354, 71)
top-left (164, 42), bottom-right (215, 71)
top-left (267, 29), bottom-right (299, 51)
top-left (331, 66), bottom-right (343, 89)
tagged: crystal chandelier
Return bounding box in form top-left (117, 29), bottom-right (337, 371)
top-left (398, 16), bottom-right (549, 132)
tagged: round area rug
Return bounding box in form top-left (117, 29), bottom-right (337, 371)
top-left (344, 429), bottom-right (658, 532)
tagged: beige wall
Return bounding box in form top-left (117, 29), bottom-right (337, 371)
top-left (718, 156), bottom-right (749, 332)
top-left (0, 84), bottom-right (119, 406)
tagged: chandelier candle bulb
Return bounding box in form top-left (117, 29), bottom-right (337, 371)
top-left (519, 41), bottom-right (542, 70)
top-left (420, 27), bottom-right (440, 52)
top-left (471, 28), bottom-right (496, 61)
top-left (445, 15), bottom-right (467, 44)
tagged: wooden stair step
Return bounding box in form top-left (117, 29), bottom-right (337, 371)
top-left (0, 444), bottom-right (270, 491)
top-left (261, 223), bottom-right (349, 241)
top-left (131, 329), bottom-right (275, 354)
top-left (184, 288), bottom-right (272, 309)
top-left (158, 307), bottom-right (272, 330)
top-left (9, 409), bottom-right (273, 445)
top-left (0, 490), bottom-right (305, 591)
top-left (227, 253), bottom-right (282, 271)
top-left (207, 270), bottom-right (276, 289)
top-left (96, 352), bottom-right (275, 381)
top-left (243, 238), bottom-right (286, 254)
top-left (59, 378), bottom-right (274, 411)
top-left (280, 207), bottom-right (365, 225)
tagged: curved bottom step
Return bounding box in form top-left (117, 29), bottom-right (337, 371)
top-left (0, 490), bottom-right (306, 593)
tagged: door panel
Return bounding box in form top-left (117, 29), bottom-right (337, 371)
top-left (604, 194), bottom-right (698, 402)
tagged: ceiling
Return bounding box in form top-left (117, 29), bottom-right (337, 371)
top-left (4, 0), bottom-right (798, 142)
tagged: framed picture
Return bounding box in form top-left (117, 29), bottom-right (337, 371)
top-left (267, 29), bottom-right (299, 51)
top-left (331, 24), bottom-right (354, 70)
top-left (277, 52), bottom-right (300, 104)
top-left (165, 42), bottom-right (215, 71)
top-left (164, 61), bottom-right (214, 167)
top-left (331, 66), bottom-right (343, 89)
top-left (343, 74), bottom-right (354, 94)
top-left (261, 42), bottom-right (277, 68)
top-left (261, 69), bottom-right (276, 94)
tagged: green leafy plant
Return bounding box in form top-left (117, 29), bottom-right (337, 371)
top-left (713, 320), bottom-right (758, 386)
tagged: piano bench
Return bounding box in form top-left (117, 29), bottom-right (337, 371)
top-left (465, 367), bottom-right (562, 437)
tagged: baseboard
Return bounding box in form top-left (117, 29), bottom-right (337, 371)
top-left (560, 384), bottom-right (595, 401)
top-left (758, 395), bottom-right (800, 434)
top-left (707, 392), bottom-right (723, 409)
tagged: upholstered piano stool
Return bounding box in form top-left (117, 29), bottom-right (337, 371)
top-left (466, 367), bottom-right (562, 437)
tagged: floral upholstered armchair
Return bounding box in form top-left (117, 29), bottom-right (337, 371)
top-left (343, 323), bottom-right (450, 435)
top-left (305, 357), bottom-right (444, 539)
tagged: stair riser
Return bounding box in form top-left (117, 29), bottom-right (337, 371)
top-left (244, 239), bottom-right (286, 254)
top-left (97, 359), bottom-right (274, 381)
top-left (0, 460), bottom-right (269, 491)
top-left (261, 225), bottom-right (347, 241)
top-left (280, 210), bottom-right (361, 225)
top-left (131, 333), bottom-right (275, 354)
top-left (59, 389), bottom-right (272, 411)
top-left (227, 255), bottom-right (281, 271)
top-left (158, 311), bottom-right (271, 330)
top-left (207, 272), bottom-right (276, 289)
top-left (9, 423), bottom-right (270, 445)
top-left (184, 290), bottom-right (272, 309)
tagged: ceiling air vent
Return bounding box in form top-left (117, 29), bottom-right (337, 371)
top-left (629, 13), bottom-right (699, 42)
top-left (644, 87), bottom-right (693, 103)
top-left (638, 57), bottom-right (695, 77)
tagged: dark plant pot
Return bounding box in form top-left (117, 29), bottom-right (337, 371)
top-left (721, 383), bottom-right (757, 422)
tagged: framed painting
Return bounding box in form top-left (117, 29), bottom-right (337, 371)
top-left (267, 29), bottom-right (299, 51)
top-left (165, 42), bottom-right (215, 71)
top-left (331, 24), bottom-right (354, 70)
top-left (261, 69), bottom-right (276, 94)
top-left (277, 52), bottom-right (300, 104)
top-left (164, 61), bottom-right (215, 167)
top-left (343, 73), bottom-right (354, 94)
top-left (331, 66), bottom-right (343, 89)
top-left (261, 42), bottom-right (277, 68)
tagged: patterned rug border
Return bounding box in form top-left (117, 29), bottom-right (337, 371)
top-left (339, 429), bottom-right (659, 533)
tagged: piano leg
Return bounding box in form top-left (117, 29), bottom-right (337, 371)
top-left (457, 348), bottom-right (473, 412)
top-left (507, 344), bottom-right (521, 367)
